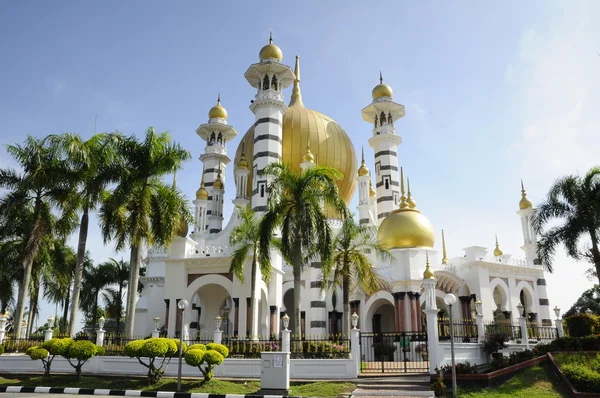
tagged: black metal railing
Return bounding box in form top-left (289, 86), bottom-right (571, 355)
top-left (484, 321), bottom-right (521, 341)
top-left (290, 336), bottom-right (350, 359)
top-left (359, 331), bottom-right (428, 373)
top-left (438, 318), bottom-right (478, 343)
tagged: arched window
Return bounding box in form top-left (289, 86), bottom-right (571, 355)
top-left (384, 178), bottom-right (390, 190)
top-left (263, 74), bottom-right (270, 90)
top-left (209, 132), bottom-right (215, 145)
top-left (380, 111), bottom-right (386, 126)
top-left (260, 184), bottom-right (265, 198)
top-left (217, 132), bottom-right (223, 146)
top-left (271, 75), bottom-right (278, 90)
top-left (388, 112), bottom-right (393, 126)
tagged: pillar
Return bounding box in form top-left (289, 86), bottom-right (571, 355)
top-left (393, 293), bottom-right (400, 332)
top-left (351, 328), bottom-right (360, 378)
top-left (233, 298), bottom-right (239, 337)
top-left (44, 328), bottom-right (54, 342)
top-left (397, 293), bottom-right (406, 332)
top-left (270, 306), bottom-right (277, 338)
top-left (95, 329), bottom-right (105, 347)
top-left (408, 292), bottom-right (417, 331)
top-left (415, 293), bottom-right (423, 331)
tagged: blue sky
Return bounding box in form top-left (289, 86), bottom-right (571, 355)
top-left (1, 1), bottom-right (599, 329)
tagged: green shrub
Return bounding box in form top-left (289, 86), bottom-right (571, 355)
top-left (565, 314), bottom-right (600, 337)
top-left (25, 346), bottom-right (39, 356)
top-left (125, 338), bottom-right (181, 384)
top-left (141, 339), bottom-right (170, 358)
top-left (29, 348), bottom-right (49, 361)
top-left (63, 340), bottom-right (102, 380)
top-left (42, 338), bottom-right (73, 357)
top-left (550, 336), bottom-right (582, 351)
top-left (508, 349), bottom-right (534, 365)
top-left (0, 344), bottom-right (4, 355)
top-left (171, 339), bottom-right (186, 356)
top-left (184, 343), bottom-right (229, 384)
top-left (562, 363), bottom-right (600, 393)
top-left (579, 335), bottom-right (600, 351)
top-left (532, 343), bottom-right (552, 356)
top-left (483, 332), bottom-right (510, 355)
top-left (124, 340), bottom-right (145, 357)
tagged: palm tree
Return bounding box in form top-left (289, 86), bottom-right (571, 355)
top-left (229, 206), bottom-right (274, 338)
top-left (0, 136), bottom-right (74, 338)
top-left (80, 260), bottom-right (114, 330)
top-left (103, 258), bottom-right (130, 334)
top-left (42, 240), bottom-right (77, 333)
top-left (49, 132), bottom-right (120, 336)
top-left (533, 167), bottom-right (600, 285)
top-left (258, 163), bottom-right (348, 338)
top-left (99, 128), bottom-right (191, 338)
top-left (322, 217), bottom-right (392, 335)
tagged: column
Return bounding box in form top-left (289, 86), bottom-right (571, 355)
top-left (270, 306), bottom-right (277, 338)
top-left (246, 297), bottom-right (252, 338)
top-left (408, 292), bottom-right (417, 331)
top-left (393, 293), bottom-right (400, 332)
top-left (415, 293), bottom-right (423, 332)
top-left (397, 293), bottom-right (406, 332)
top-left (233, 298), bottom-right (239, 337)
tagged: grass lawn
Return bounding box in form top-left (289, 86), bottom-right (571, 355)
top-left (455, 363), bottom-right (569, 398)
top-left (0, 374), bottom-right (355, 397)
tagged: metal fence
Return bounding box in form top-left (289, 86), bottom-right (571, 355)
top-left (484, 321), bottom-right (522, 341)
top-left (438, 319), bottom-right (478, 343)
top-left (359, 331), bottom-right (428, 373)
top-left (290, 336), bottom-right (350, 359)
top-left (527, 323), bottom-right (557, 342)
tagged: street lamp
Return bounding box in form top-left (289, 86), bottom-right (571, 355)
top-left (177, 299), bottom-right (189, 392)
top-left (47, 317), bottom-right (55, 329)
top-left (351, 312), bottom-right (359, 330)
top-left (98, 316), bottom-right (105, 331)
top-left (444, 293), bottom-right (457, 398)
top-left (153, 317), bottom-right (160, 332)
top-left (474, 300), bottom-right (482, 316)
top-left (282, 314), bottom-right (290, 331)
top-left (553, 306), bottom-right (561, 320)
top-left (517, 303), bottom-right (524, 318)
top-left (215, 316), bottom-right (222, 331)
top-left (220, 302), bottom-right (231, 338)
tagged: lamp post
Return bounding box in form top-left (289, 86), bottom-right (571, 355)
top-left (351, 312), bottom-right (359, 330)
top-left (553, 306), bottom-right (561, 319)
top-left (177, 299), bottom-right (189, 392)
top-left (220, 302), bottom-right (231, 341)
top-left (282, 313), bottom-right (290, 331)
top-left (444, 293), bottom-right (457, 398)
top-left (98, 316), bottom-right (105, 331)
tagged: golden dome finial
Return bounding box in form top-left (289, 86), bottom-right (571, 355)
top-left (196, 171), bottom-right (209, 200)
top-left (441, 229), bottom-right (448, 265)
top-left (214, 167), bottom-right (224, 190)
top-left (399, 167), bottom-right (409, 209)
top-left (289, 55), bottom-right (304, 107)
top-left (358, 146), bottom-right (370, 176)
top-left (372, 71), bottom-right (393, 100)
top-left (259, 31), bottom-right (283, 62)
top-left (208, 93), bottom-right (228, 120)
top-left (423, 251), bottom-right (435, 279)
top-left (369, 179), bottom-right (376, 198)
top-left (519, 179), bottom-right (533, 210)
top-left (493, 234), bottom-right (503, 257)
top-left (407, 177), bottom-right (417, 209)
top-left (303, 141), bottom-right (315, 163)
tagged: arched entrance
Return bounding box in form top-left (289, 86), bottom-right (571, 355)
top-left (191, 283), bottom-right (232, 340)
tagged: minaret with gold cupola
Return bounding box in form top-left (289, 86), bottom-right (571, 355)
top-left (357, 147), bottom-right (375, 225)
top-left (196, 95), bottom-right (237, 234)
top-left (233, 144), bottom-right (250, 208)
top-left (517, 180), bottom-right (539, 267)
top-left (361, 72), bottom-right (405, 223)
top-left (192, 172), bottom-right (209, 242)
top-left (243, 32), bottom-right (295, 213)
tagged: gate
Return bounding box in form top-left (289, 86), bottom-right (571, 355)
top-left (359, 331), bottom-right (429, 373)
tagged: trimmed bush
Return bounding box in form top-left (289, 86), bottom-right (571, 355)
top-left (29, 348), bottom-right (49, 361)
top-left (63, 340), bottom-right (103, 380)
top-left (565, 314), bottom-right (600, 337)
top-left (562, 363), bottom-right (600, 393)
top-left (0, 344), bottom-right (4, 355)
top-left (483, 332), bottom-right (510, 356)
top-left (124, 338), bottom-right (181, 383)
top-left (27, 338), bottom-right (75, 377)
top-left (184, 343), bottom-right (229, 384)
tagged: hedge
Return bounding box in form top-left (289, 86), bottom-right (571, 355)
top-left (565, 314), bottom-right (600, 337)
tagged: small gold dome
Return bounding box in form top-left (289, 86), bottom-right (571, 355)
top-left (369, 180), bottom-right (376, 198)
top-left (259, 32), bottom-right (283, 62)
top-left (214, 170), bottom-right (224, 190)
top-left (208, 95), bottom-right (227, 120)
top-left (358, 162), bottom-right (369, 177)
top-left (378, 208), bottom-right (435, 249)
top-left (174, 216), bottom-right (188, 238)
top-left (237, 153), bottom-right (248, 170)
top-left (423, 266), bottom-right (435, 279)
top-left (196, 186), bottom-right (208, 200)
top-left (372, 71), bottom-right (393, 100)
top-left (493, 235), bottom-right (503, 257)
top-left (303, 144), bottom-right (315, 163)
top-left (519, 180), bottom-right (533, 210)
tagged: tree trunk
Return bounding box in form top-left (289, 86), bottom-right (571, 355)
top-left (93, 289), bottom-right (99, 330)
top-left (62, 286), bottom-right (71, 333)
top-left (293, 250), bottom-right (302, 341)
top-left (589, 230), bottom-right (600, 287)
top-left (343, 275), bottom-right (350, 337)
top-left (124, 244), bottom-right (142, 338)
top-left (27, 286), bottom-right (38, 336)
top-left (116, 282), bottom-right (123, 335)
top-left (249, 249), bottom-right (258, 339)
top-left (69, 210), bottom-right (89, 337)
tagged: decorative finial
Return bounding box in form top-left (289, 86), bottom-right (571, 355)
top-left (290, 55), bottom-right (304, 107)
top-left (426, 250), bottom-right (429, 265)
top-left (217, 93), bottom-right (221, 104)
top-left (399, 167), bottom-right (408, 209)
top-left (361, 146), bottom-right (365, 163)
top-left (407, 177), bottom-right (416, 209)
top-left (423, 250), bottom-right (435, 279)
top-left (303, 141), bottom-right (315, 163)
top-left (379, 70), bottom-right (383, 84)
top-left (519, 179), bottom-right (533, 209)
top-left (441, 229), bottom-right (448, 265)
top-left (269, 30), bottom-right (273, 44)
top-left (494, 234), bottom-right (503, 257)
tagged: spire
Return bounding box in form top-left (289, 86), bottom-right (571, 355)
top-left (269, 30), bottom-right (273, 44)
top-left (217, 93), bottom-right (221, 104)
top-left (423, 250), bottom-right (435, 279)
top-left (289, 55), bottom-right (304, 107)
top-left (494, 234), bottom-right (503, 257)
top-left (519, 179), bottom-right (533, 209)
top-left (358, 146), bottom-right (370, 176)
top-left (399, 167), bottom-right (409, 209)
top-left (407, 177), bottom-right (416, 209)
top-left (441, 229), bottom-right (448, 265)
top-left (380, 70), bottom-right (383, 84)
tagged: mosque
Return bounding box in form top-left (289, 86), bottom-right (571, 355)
top-left (133, 35), bottom-right (553, 339)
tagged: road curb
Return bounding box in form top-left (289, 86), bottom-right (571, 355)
top-left (0, 386), bottom-right (301, 398)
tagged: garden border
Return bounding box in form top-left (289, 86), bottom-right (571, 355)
top-left (547, 352), bottom-right (600, 397)
top-left (429, 354), bottom-right (548, 388)
top-left (0, 386), bottom-right (302, 398)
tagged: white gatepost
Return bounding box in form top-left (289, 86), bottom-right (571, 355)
top-left (152, 317), bottom-right (161, 338)
top-left (350, 312), bottom-right (361, 377)
top-left (44, 317), bottom-right (55, 342)
top-left (517, 304), bottom-right (529, 349)
top-left (281, 330), bottom-right (291, 353)
top-left (422, 259), bottom-right (439, 374)
top-left (553, 306), bottom-right (564, 338)
top-left (96, 316), bottom-right (106, 347)
top-left (0, 314), bottom-right (8, 345)
top-left (475, 300), bottom-right (485, 343)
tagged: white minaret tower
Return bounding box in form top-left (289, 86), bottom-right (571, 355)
top-left (196, 95), bottom-right (237, 234)
top-left (233, 147), bottom-right (251, 208)
top-left (361, 72), bottom-right (404, 223)
top-left (356, 147), bottom-right (375, 226)
top-left (192, 174), bottom-right (209, 243)
top-left (517, 180), bottom-right (538, 267)
top-left (243, 33), bottom-right (295, 213)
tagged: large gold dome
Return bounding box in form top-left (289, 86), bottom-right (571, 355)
top-left (378, 207), bottom-right (435, 249)
top-left (234, 57), bottom-right (357, 209)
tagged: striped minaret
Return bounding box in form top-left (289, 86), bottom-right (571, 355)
top-left (361, 72), bottom-right (404, 223)
top-left (243, 33), bottom-right (295, 213)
